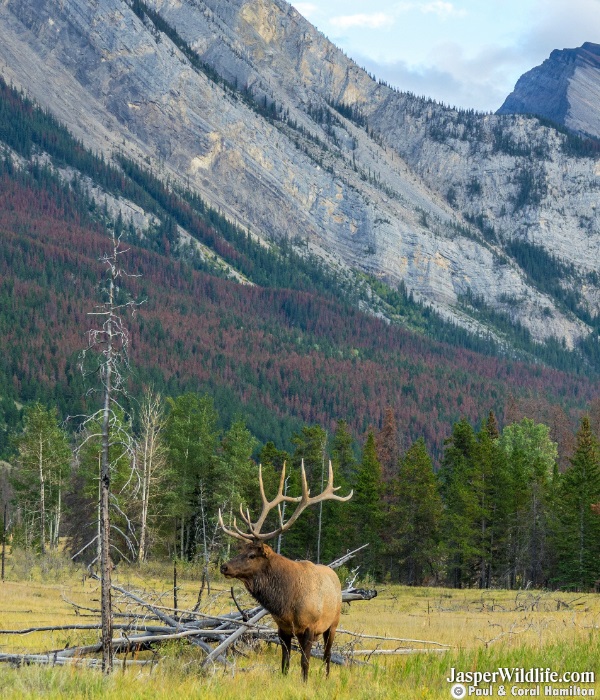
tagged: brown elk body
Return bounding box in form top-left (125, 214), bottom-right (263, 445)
top-left (218, 461), bottom-right (351, 680)
top-left (221, 542), bottom-right (341, 679)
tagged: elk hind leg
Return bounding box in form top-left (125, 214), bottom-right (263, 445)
top-left (297, 629), bottom-right (314, 681)
top-left (279, 629), bottom-right (292, 675)
top-left (323, 626), bottom-right (336, 677)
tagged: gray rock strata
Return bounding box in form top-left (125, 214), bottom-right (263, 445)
top-left (0, 0), bottom-right (597, 350)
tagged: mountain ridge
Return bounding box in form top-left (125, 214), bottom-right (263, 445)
top-left (0, 0), bottom-right (598, 358)
top-left (0, 108), bottom-right (594, 457)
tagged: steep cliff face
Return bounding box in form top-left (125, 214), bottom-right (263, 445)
top-left (498, 42), bottom-right (600, 140)
top-left (0, 0), bottom-right (598, 351)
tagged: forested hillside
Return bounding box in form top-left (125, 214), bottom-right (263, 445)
top-left (2, 0), bottom-right (600, 353)
top-left (1, 78), bottom-right (597, 454)
top-left (1, 142), bottom-right (595, 455)
top-left (1, 77), bottom-right (600, 588)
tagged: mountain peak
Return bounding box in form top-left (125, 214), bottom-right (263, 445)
top-left (497, 42), bottom-right (600, 139)
top-left (580, 42), bottom-right (600, 60)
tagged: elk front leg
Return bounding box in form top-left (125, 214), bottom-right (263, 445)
top-left (297, 629), bottom-right (314, 681)
top-left (279, 629), bottom-right (292, 675)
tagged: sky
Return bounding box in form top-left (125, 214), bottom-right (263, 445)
top-left (290, 0), bottom-right (600, 112)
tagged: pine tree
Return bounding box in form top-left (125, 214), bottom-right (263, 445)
top-left (554, 416), bottom-right (600, 589)
top-left (376, 407), bottom-right (399, 483)
top-left (164, 393), bottom-right (220, 560)
top-left (258, 441), bottom-right (288, 472)
top-left (287, 425), bottom-right (328, 560)
top-left (217, 418), bottom-right (263, 556)
top-left (331, 420), bottom-right (356, 482)
top-left (255, 440), bottom-right (289, 551)
top-left (474, 423), bottom-right (509, 588)
top-left (350, 432), bottom-right (385, 576)
top-left (438, 419), bottom-right (482, 587)
top-left (485, 410), bottom-right (500, 440)
top-left (389, 438), bottom-right (442, 584)
top-left (326, 419), bottom-right (356, 561)
top-left (218, 418), bottom-right (259, 510)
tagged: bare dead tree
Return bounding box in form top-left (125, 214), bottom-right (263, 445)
top-left (1, 501), bottom-right (7, 582)
top-left (135, 388), bottom-right (167, 563)
top-left (77, 229), bottom-right (142, 674)
top-left (316, 431), bottom-right (328, 564)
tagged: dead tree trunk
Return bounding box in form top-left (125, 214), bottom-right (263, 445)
top-left (136, 389), bottom-right (166, 563)
top-left (1, 503), bottom-right (7, 582)
top-left (81, 230), bottom-right (140, 674)
top-left (38, 434), bottom-right (45, 556)
top-left (99, 270), bottom-right (115, 675)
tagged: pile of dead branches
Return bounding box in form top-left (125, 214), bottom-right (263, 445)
top-left (0, 546), bottom-right (449, 669)
top-left (0, 585), bottom-right (379, 669)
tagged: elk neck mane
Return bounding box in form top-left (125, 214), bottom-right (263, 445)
top-left (241, 551), bottom-right (297, 620)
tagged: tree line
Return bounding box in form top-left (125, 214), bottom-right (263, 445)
top-left (3, 398), bottom-right (599, 591)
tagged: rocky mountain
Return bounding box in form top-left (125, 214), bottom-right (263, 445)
top-left (0, 0), bottom-right (599, 358)
top-left (498, 42), bottom-right (600, 140)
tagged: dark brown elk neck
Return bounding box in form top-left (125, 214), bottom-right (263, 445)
top-left (243, 553), bottom-right (297, 619)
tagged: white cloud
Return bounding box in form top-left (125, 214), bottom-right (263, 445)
top-left (329, 12), bottom-right (394, 30)
top-left (419, 2), bottom-right (467, 19)
top-left (292, 0), bottom-right (600, 111)
top-left (293, 3), bottom-right (319, 19)
top-left (358, 41), bottom-right (523, 111)
top-left (392, 1), bottom-right (467, 18)
top-left (517, 0), bottom-right (600, 63)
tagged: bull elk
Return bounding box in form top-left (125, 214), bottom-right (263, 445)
top-left (219, 460), bottom-right (352, 680)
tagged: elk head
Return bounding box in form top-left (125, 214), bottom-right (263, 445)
top-left (220, 540), bottom-right (273, 580)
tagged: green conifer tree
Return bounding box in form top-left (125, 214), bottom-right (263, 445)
top-left (164, 393), bottom-right (220, 560)
top-left (475, 422), bottom-right (510, 588)
top-left (218, 418), bottom-right (259, 512)
top-left (438, 419), bottom-right (482, 587)
top-left (286, 425), bottom-right (328, 560)
top-left (350, 432), bottom-right (385, 576)
top-left (331, 420), bottom-right (356, 482)
top-left (389, 438), bottom-right (442, 584)
top-left (554, 416), bottom-right (600, 589)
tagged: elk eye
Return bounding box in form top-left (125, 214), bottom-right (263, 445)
top-left (248, 553), bottom-right (256, 559)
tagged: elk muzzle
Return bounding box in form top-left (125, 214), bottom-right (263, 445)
top-left (220, 562), bottom-right (234, 577)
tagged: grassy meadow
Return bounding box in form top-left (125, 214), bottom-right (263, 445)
top-left (0, 551), bottom-right (599, 699)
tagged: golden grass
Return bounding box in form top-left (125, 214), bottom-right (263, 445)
top-left (1, 554), bottom-right (599, 699)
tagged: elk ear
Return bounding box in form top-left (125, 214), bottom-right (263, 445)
top-left (259, 542), bottom-right (273, 558)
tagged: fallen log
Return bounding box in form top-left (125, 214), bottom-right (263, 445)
top-left (0, 652), bottom-right (152, 667)
top-left (350, 648), bottom-right (449, 656)
top-left (0, 623), bottom-right (168, 636)
top-left (201, 608), bottom-right (270, 667)
top-left (342, 588), bottom-right (378, 602)
top-left (327, 545), bottom-right (370, 570)
top-left (337, 629), bottom-right (451, 647)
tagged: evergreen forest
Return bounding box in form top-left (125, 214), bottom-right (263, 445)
top-left (5, 399), bottom-right (600, 590)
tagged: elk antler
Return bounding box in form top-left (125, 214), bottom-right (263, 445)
top-left (218, 460), bottom-right (353, 542)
